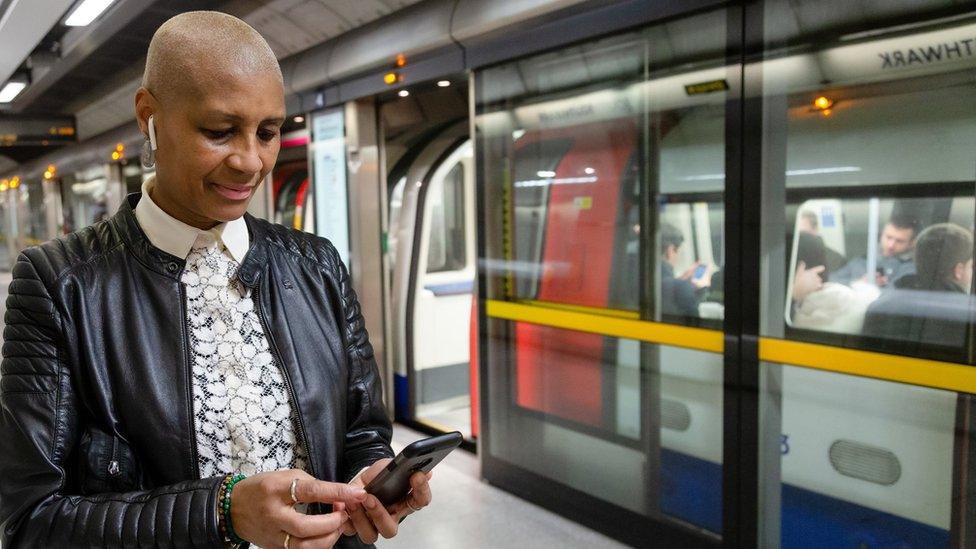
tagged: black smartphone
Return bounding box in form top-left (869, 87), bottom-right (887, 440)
top-left (364, 431), bottom-right (463, 506)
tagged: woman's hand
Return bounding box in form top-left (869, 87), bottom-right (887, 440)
top-left (342, 459), bottom-right (433, 544)
top-left (232, 469), bottom-right (367, 549)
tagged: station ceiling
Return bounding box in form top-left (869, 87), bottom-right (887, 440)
top-left (0, 0), bottom-right (422, 167)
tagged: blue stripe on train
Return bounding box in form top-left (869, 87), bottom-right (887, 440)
top-left (660, 449), bottom-right (950, 547)
top-left (394, 373), bottom-right (409, 422)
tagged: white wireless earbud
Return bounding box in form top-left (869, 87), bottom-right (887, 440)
top-left (147, 114), bottom-right (158, 151)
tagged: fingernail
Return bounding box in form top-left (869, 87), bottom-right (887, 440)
top-left (365, 496), bottom-right (376, 509)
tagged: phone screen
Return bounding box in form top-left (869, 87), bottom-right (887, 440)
top-left (694, 264), bottom-right (707, 279)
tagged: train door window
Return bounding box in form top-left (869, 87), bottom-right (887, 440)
top-left (477, 7), bottom-right (729, 542)
top-left (758, 2), bottom-right (976, 547)
top-left (426, 162), bottom-right (466, 273)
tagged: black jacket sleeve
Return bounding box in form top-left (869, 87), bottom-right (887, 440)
top-left (0, 251), bottom-right (225, 548)
top-left (326, 245), bottom-right (394, 481)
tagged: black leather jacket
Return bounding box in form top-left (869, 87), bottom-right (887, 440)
top-left (0, 193), bottom-right (393, 547)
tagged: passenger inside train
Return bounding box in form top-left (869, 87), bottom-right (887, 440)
top-left (660, 221), bottom-right (712, 318)
top-left (787, 199), bottom-right (975, 352)
top-left (830, 211), bottom-right (919, 288)
top-left (863, 223), bottom-right (974, 347)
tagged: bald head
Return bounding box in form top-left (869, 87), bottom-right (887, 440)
top-left (142, 11), bottom-right (281, 105)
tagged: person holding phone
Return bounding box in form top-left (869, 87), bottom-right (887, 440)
top-left (0, 11), bottom-right (431, 549)
top-left (660, 223), bottom-right (711, 318)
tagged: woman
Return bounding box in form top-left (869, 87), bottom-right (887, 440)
top-left (0, 11), bottom-right (430, 548)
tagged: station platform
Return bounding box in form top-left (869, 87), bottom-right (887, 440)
top-left (3, 1), bottom-right (976, 547)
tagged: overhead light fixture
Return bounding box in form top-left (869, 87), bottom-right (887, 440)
top-left (398, 90), bottom-right (410, 98)
top-left (65, 0), bottom-right (116, 26)
top-left (437, 80), bottom-right (450, 87)
top-left (111, 143), bottom-right (124, 161)
top-left (0, 82), bottom-right (26, 103)
top-left (293, 115), bottom-right (305, 123)
top-left (813, 95), bottom-right (833, 110)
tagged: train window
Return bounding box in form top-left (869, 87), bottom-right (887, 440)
top-left (426, 162), bottom-right (466, 273)
top-left (785, 196), bottom-right (976, 351)
top-left (759, 3), bottom-right (976, 548)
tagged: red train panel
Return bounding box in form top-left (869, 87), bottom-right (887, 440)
top-left (514, 121), bottom-right (637, 427)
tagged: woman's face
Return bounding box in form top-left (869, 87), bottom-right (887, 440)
top-left (140, 69), bottom-right (285, 228)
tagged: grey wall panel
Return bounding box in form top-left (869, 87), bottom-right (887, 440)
top-left (450, 0), bottom-right (588, 41)
top-left (461, 0), bottom-right (727, 70)
top-left (74, 77), bottom-right (142, 141)
top-left (326, 0), bottom-right (457, 82)
top-left (285, 41), bottom-right (336, 95)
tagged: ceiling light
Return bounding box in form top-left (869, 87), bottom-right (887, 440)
top-left (437, 80), bottom-right (450, 87)
top-left (293, 115), bottom-right (305, 123)
top-left (65, 0), bottom-right (116, 27)
top-left (0, 82), bottom-right (26, 103)
top-left (398, 90), bottom-right (410, 98)
top-left (813, 95), bottom-right (833, 110)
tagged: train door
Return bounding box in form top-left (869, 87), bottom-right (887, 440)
top-left (379, 79), bottom-right (474, 438)
top-left (402, 140), bottom-right (475, 437)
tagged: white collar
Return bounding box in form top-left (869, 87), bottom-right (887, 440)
top-left (133, 177), bottom-right (250, 263)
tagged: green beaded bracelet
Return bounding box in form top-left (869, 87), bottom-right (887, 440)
top-left (222, 473), bottom-right (247, 545)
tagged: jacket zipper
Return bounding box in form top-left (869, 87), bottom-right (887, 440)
top-left (179, 283), bottom-right (201, 479)
top-left (253, 284), bottom-right (317, 479)
top-left (107, 436), bottom-right (120, 477)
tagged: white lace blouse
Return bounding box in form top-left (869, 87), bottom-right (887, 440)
top-left (134, 179), bottom-right (307, 479)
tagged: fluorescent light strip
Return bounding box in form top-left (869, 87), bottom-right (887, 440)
top-left (64, 0), bottom-right (115, 27)
top-left (678, 166), bottom-right (862, 182)
top-left (0, 82), bottom-right (26, 103)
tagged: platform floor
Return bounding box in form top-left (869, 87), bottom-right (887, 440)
top-left (385, 424), bottom-right (627, 548)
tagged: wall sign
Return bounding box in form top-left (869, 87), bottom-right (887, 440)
top-left (310, 107), bottom-right (350, 267)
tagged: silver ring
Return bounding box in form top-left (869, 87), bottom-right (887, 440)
top-left (290, 478), bottom-right (300, 504)
top-left (284, 532), bottom-right (291, 549)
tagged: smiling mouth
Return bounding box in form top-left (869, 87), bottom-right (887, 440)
top-left (209, 181), bottom-right (253, 201)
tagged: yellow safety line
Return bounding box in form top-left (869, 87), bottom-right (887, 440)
top-left (759, 337), bottom-right (976, 394)
top-left (520, 299), bottom-right (641, 320)
top-left (485, 300), bottom-right (976, 393)
top-left (485, 299), bottom-right (723, 353)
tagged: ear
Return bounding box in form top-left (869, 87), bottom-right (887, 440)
top-left (134, 87), bottom-right (157, 136)
top-left (954, 262), bottom-right (966, 283)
